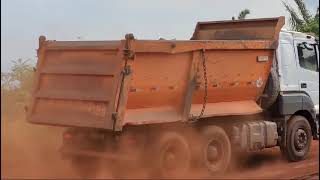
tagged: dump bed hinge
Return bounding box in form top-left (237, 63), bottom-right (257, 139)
top-left (112, 33), bottom-right (135, 131)
top-left (112, 112), bottom-right (118, 131)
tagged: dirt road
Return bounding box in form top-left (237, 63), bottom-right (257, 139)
top-left (1, 117), bottom-right (319, 179)
top-left (202, 140), bottom-right (319, 179)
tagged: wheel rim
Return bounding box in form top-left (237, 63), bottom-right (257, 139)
top-left (160, 140), bottom-right (189, 177)
top-left (163, 148), bottom-right (178, 171)
top-left (294, 128), bottom-right (308, 151)
top-left (205, 139), bottom-right (224, 171)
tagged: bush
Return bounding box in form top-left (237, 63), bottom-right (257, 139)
top-left (1, 59), bottom-right (34, 121)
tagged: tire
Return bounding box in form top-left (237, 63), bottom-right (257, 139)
top-left (71, 156), bottom-right (99, 178)
top-left (261, 68), bottom-right (280, 110)
top-left (282, 115), bottom-right (312, 162)
top-left (148, 131), bottom-right (191, 179)
top-left (200, 125), bottom-right (232, 174)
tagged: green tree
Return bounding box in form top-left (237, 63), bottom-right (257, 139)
top-left (283, 0), bottom-right (319, 37)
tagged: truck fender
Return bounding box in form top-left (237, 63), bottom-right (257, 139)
top-left (278, 92), bottom-right (318, 139)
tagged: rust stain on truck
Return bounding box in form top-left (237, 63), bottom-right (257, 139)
top-left (26, 17), bottom-right (285, 131)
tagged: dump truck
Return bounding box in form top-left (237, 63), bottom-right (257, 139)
top-left (26, 16), bottom-right (319, 178)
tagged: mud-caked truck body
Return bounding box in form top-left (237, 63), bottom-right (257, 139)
top-left (26, 16), bottom-right (319, 178)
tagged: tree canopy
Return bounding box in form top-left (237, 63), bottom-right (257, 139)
top-left (283, 0), bottom-right (319, 37)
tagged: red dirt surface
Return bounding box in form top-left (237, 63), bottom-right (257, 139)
top-left (198, 140), bottom-right (319, 179)
top-left (1, 115), bottom-right (319, 179)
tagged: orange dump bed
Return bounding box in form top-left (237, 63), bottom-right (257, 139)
top-left (27, 17), bottom-right (285, 130)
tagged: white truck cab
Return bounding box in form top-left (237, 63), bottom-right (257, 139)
top-left (277, 30), bottom-right (319, 115)
top-left (276, 29), bottom-right (319, 139)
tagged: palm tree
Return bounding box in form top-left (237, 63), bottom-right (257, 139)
top-left (232, 9), bottom-right (251, 20)
top-left (238, 9), bottom-right (251, 20)
top-left (283, 0), bottom-right (319, 36)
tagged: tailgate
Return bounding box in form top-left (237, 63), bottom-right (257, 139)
top-left (27, 37), bottom-right (123, 129)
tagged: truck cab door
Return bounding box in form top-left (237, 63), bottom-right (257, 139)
top-left (294, 39), bottom-right (319, 114)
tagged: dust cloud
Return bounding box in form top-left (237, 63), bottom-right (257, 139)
top-left (1, 113), bottom-right (79, 179)
top-left (1, 113), bottom-right (318, 179)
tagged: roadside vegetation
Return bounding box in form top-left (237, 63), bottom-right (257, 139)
top-left (1, 59), bottom-right (69, 179)
top-left (233, 1), bottom-right (319, 37)
top-left (1, 59), bottom-right (34, 120)
top-left (283, 0), bottom-right (319, 37)
top-left (232, 9), bottom-right (251, 20)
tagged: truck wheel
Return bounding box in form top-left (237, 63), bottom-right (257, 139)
top-left (283, 115), bottom-right (312, 162)
top-left (71, 156), bottom-right (99, 178)
top-left (261, 68), bottom-right (280, 110)
top-left (148, 131), bottom-right (191, 178)
top-left (200, 125), bottom-right (231, 174)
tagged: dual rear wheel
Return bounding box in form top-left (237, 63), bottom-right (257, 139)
top-left (148, 125), bottom-right (232, 178)
top-left (68, 125), bottom-right (232, 179)
top-left (148, 132), bottom-right (191, 178)
top-left (201, 126), bottom-right (232, 174)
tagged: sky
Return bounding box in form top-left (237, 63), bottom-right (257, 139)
top-left (1, 0), bottom-right (319, 72)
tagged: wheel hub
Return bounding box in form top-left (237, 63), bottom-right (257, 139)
top-left (207, 145), bottom-right (219, 161)
top-left (206, 141), bottom-right (222, 165)
top-left (294, 128), bottom-right (308, 150)
top-left (164, 152), bottom-right (176, 169)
